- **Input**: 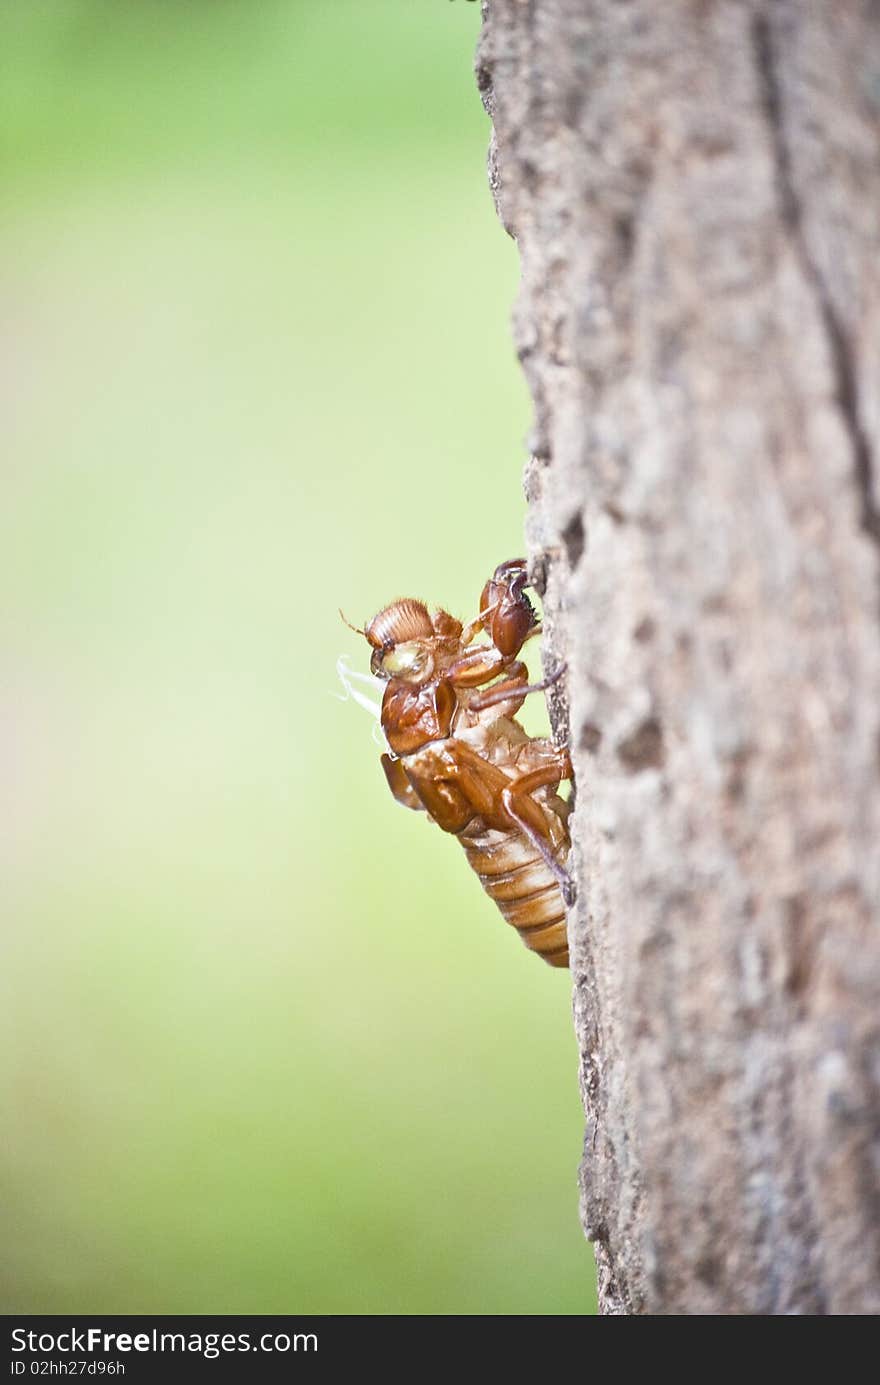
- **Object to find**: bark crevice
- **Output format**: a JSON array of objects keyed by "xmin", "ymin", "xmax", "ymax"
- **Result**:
[{"xmin": 752, "ymin": 10, "xmax": 880, "ymax": 572}]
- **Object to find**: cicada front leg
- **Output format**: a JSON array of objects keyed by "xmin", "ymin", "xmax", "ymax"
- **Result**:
[{"xmin": 380, "ymin": 753, "xmax": 425, "ymax": 812}]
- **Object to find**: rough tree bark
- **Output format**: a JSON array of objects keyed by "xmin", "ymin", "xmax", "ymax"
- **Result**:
[{"xmin": 476, "ymin": 0, "xmax": 880, "ymax": 1314}]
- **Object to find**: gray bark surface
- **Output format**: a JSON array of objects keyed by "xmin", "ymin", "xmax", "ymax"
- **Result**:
[{"xmin": 477, "ymin": 0, "xmax": 880, "ymax": 1314}]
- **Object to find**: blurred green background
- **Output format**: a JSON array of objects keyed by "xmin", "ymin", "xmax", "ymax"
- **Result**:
[{"xmin": 0, "ymin": 0, "xmax": 595, "ymax": 1315}]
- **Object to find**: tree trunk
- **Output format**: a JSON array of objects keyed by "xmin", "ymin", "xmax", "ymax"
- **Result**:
[{"xmin": 477, "ymin": 0, "xmax": 880, "ymax": 1315}]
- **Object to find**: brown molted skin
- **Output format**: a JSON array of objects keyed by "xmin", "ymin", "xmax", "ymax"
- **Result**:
[{"xmin": 362, "ymin": 560, "xmax": 572, "ymax": 967}]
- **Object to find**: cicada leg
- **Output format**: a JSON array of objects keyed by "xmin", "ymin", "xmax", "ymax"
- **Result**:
[
  {"xmin": 440, "ymin": 741, "xmax": 572, "ymax": 873},
  {"xmin": 445, "ymin": 644, "xmax": 508, "ymax": 688},
  {"xmin": 500, "ymin": 752, "xmax": 575, "ymax": 904},
  {"xmin": 468, "ymin": 662, "xmax": 566, "ymax": 714},
  {"xmin": 380, "ymin": 753, "xmax": 425, "ymax": 812}
]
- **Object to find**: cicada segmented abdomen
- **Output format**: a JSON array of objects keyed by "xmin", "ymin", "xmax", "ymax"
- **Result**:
[{"xmin": 460, "ymin": 823, "xmax": 570, "ymax": 967}]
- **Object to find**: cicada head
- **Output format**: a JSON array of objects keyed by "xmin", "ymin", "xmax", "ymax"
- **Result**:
[
  {"xmin": 364, "ymin": 599, "xmax": 433, "ymax": 650},
  {"xmin": 359, "ymin": 599, "xmax": 437, "ymax": 684},
  {"xmin": 344, "ymin": 596, "xmax": 465, "ymax": 689}
]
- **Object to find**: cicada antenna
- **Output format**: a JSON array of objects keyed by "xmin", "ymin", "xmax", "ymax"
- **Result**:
[{"xmin": 339, "ymin": 608, "xmax": 366, "ymax": 637}]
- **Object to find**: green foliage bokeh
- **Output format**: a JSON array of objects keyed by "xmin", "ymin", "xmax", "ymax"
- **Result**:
[{"xmin": 0, "ymin": 0, "xmax": 596, "ymax": 1315}]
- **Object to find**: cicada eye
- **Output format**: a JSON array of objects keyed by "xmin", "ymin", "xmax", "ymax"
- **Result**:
[
  {"xmin": 382, "ymin": 642, "xmax": 433, "ymax": 682},
  {"xmin": 370, "ymin": 648, "xmax": 387, "ymax": 678}
]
